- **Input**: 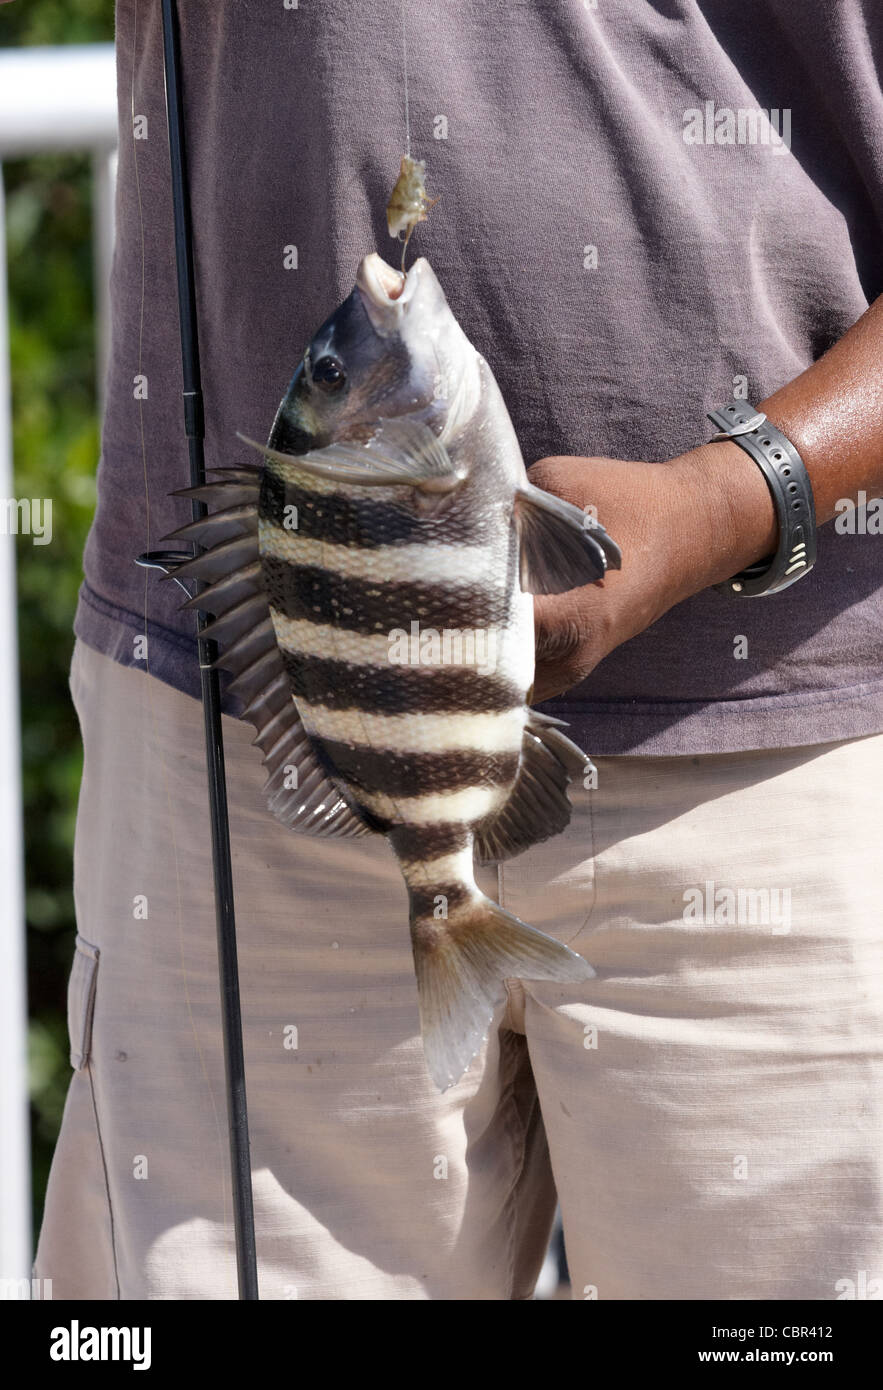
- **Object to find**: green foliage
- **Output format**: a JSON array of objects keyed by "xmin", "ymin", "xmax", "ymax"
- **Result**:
[
  {"xmin": 3, "ymin": 0, "xmax": 114, "ymax": 1237},
  {"xmin": 0, "ymin": 0, "xmax": 113, "ymax": 47}
]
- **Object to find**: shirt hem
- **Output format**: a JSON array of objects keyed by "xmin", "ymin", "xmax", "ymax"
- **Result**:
[
  {"xmin": 76, "ymin": 582, "xmax": 883, "ymax": 756},
  {"xmin": 74, "ymin": 582, "xmax": 240, "ymax": 714},
  {"xmin": 541, "ymin": 681, "xmax": 883, "ymax": 755}
]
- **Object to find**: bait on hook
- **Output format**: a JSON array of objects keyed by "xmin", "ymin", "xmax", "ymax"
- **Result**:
[{"xmin": 386, "ymin": 155, "xmax": 439, "ymax": 271}]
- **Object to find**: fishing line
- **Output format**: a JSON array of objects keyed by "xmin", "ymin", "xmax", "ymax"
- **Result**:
[{"xmin": 401, "ymin": 0, "xmax": 411, "ymax": 160}]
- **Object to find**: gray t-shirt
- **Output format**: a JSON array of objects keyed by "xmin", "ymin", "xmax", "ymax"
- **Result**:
[{"xmin": 76, "ymin": 0, "xmax": 883, "ymax": 755}]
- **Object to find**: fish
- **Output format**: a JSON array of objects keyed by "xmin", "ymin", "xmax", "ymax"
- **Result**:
[{"xmin": 162, "ymin": 252, "xmax": 621, "ymax": 1091}]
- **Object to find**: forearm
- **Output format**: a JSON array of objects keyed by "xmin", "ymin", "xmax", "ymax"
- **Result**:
[{"xmin": 678, "ymin": 293, "xmax": 883, "ymax": 596}]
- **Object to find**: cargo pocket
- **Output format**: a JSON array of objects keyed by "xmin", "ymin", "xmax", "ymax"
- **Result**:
[{"xmin": 67, "ymin": 934, "xmax": 100, "ymax": 1070}]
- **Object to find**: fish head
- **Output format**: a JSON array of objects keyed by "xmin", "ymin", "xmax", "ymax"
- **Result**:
[{"xmin": 269, "ymin": 254, "xmax": 482, "ymax": 453}]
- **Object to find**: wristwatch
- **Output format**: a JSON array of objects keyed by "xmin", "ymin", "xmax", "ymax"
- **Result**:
[{"xmin": 706, "ymin": 402, "xmax": 817, "ymax": 596}]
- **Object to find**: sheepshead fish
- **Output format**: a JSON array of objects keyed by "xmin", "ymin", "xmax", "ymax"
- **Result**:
[{"xmin": 164, "ymin": 253, "xmax": 620, "ymax": 1090}]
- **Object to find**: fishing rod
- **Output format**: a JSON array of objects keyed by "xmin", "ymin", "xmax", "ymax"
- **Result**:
[{"xmin": 138, "ymin": 0, "xmax": 260, "ymax": 1300}]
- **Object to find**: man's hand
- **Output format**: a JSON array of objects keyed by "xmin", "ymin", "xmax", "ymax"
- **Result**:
[
  {"xmin": 532, "ymin": 293, "xmax": 883, "ymax": 703},
  {"xmin": 530, "ymin": 445, "xmax": 777, "ymax": 702}
]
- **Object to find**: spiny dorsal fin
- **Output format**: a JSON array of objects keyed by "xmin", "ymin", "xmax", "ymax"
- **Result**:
[{"xmin": 159, "ymin": 466, "xmax": 374, "ymax": 840}]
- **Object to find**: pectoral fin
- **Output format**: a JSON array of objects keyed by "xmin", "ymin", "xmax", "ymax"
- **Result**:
[
  {"xmin": 515, "ymin": 483, "xmax": 621, "ymax": 594},
  {"xmin": 237, "ymin": 415, "xmax": 467, "ymax": 493}
]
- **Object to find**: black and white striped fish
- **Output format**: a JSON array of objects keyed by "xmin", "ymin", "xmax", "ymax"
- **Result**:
[{"xmin": 164, "ymin": 253, "xmax": 620, "ymax": 1090}]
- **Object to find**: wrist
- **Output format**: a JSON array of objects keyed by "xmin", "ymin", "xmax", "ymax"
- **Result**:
[{"xmin": 668, "ymin": 440, "xmax": 780, "ymax": 597}]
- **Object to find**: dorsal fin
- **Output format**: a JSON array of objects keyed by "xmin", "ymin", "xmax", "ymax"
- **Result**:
[{"xmin": 160, "ymin": 467, "xmax": 374, "ymax": 838}]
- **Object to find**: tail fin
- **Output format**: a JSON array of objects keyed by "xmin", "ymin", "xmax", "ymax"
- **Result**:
[{"xmin": 411, "ymin": 895, "xmax": 595, "ymax": 1091}]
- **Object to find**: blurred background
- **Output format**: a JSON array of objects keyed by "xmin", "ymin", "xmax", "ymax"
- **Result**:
[{"xmin": 1, "ymin": 0, "xmax": 114, "ymax": 1244}]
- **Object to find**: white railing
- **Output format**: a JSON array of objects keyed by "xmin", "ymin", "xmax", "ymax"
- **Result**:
[{"xmin": 0, "ymin": 42, "xmax": 117, "ymax": 1287}]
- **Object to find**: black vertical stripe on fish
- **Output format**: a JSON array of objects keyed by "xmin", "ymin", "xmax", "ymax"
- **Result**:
[
  {"xmin": 407, "ymin": 883, "xmax": 474, "ymax": 920},
  {"xmin": 388, "ymin": 822, "xmax": 474, "ymax": 864},
  {"xmin": 259, "ymin": 468, "xmax": 495, "ymax": 549},
  {"xmin": 309, "ymin": 738, "xmax": 520, "ymax": 797},
  {"xmin": 279, "ymin": 650, "xmax": 523, "ymax": 714},
  {"xmin": 260, "ymin": 556, "xmax": 507, "ymax": 633}
]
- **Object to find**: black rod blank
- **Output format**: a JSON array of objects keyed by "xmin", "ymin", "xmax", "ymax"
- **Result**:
[{"xmin": 160, "ymin": 0, "xmax": 259, "ymax": 1300}]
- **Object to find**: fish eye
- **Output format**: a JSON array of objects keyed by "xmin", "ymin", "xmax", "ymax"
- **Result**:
[{"xmin": 311, "ymin": 355, "xmax": 347, "ymax": 392}]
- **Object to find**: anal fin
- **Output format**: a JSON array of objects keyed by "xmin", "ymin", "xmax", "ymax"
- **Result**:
[{"xmin": 473, "ymin": 710, "xmax": 592, "ymax": 865}]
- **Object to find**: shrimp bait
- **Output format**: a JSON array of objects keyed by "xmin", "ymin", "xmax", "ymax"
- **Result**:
[{"xmin": 386, "ymin": 155, "xmax": 439, "ymax": 270}]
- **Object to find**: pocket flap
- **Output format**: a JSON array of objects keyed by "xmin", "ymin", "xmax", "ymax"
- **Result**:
[{"xmin": 67, "ymin": 934, "xmax": 100, "ymax": 1070}]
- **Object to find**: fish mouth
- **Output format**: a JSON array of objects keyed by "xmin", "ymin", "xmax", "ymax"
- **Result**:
[
  {"xmin": 356, "ymin": 252, "xmax": 425, "ymax": 332},
  {"xmin": 357, "ymin": 252, "xmax": 412, "ymax": 305}
]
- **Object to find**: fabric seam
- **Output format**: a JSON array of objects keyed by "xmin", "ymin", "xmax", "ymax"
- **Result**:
[
  {"xmin": 86, "ymin": 1062, "xmax": 121, "ymax": 1299},
  {"xmin": 564, "ymin": 787, "xmax": 599, "ymax": 951}
]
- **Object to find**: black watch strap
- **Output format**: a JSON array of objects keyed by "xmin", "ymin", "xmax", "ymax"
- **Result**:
[{"xmin": 707, "ymin": 402, "xmax": 817, "ymax": 597}]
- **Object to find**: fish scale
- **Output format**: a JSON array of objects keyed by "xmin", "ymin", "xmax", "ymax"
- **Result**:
[{"xmin": 163, "ymin": 251, "xmax": 620, "ymax": 1089}]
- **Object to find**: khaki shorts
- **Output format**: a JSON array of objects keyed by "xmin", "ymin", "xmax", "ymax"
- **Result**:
[{"xmin": 34, "ymin": 639, "xmax": 883, "ymax": 1299}]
